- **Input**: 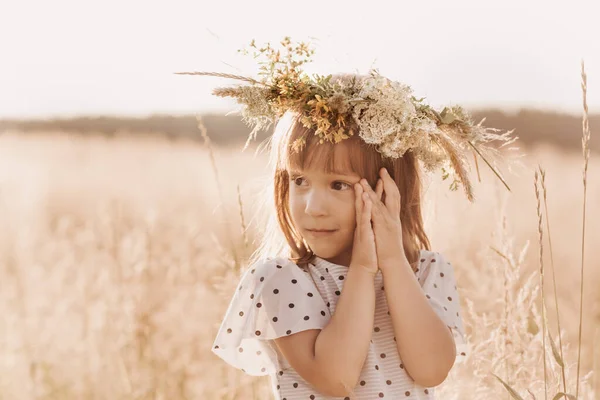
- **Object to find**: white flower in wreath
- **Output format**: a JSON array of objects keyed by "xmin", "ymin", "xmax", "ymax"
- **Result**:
[{"xmin": 351, "ymin": 74, "xmax": 440, "ymax": 158}]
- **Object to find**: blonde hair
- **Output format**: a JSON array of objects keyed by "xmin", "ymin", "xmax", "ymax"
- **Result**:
[{"xmin": 248, "ymin": 74, "xmax": 431, "ymax": 272}]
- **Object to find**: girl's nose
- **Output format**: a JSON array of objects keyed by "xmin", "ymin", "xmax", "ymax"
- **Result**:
[{"xmin": 304, "ymin": 190, "xmax": 328, "ymax": 216}]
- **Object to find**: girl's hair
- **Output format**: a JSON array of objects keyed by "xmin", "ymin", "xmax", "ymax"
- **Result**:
[{"xmin": 248, "ymin": 73, "xmax": 431, "ymax": 272}]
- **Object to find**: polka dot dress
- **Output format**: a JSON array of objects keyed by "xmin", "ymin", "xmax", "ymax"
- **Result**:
[{"xmin": 211, "ymin": 250, "xmax": 469, "ymax": 399}]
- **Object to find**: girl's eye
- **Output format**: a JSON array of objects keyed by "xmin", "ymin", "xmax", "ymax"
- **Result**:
[
  {"xmin": 290, "ymin": 176, "xmax": 350, "ymax": 191},
  {"xmin": 292, "ymin": 176, "xmax": 306, "ymax": 186},
  {"xmin": 332, "ymin": 181, "xmax": 351, "ymax": 191}
]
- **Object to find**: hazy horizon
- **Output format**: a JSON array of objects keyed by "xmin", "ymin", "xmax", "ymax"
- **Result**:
[{"xmin": 2, "ymin": 0, "xmax": 599, "ymax": 119}]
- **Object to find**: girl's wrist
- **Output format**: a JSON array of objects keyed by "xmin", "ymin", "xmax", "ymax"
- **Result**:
[
  {"xmin": 379, "ymin": 255, "xmax": 411, "ymax": 274},
  {"xmin": 348, "ymin": 264, "xmax": 378, "ymax": 279}
]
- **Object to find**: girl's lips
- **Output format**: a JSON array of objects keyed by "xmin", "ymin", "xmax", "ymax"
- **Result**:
[{"xmin": 306, "ymin": 229, "xmax": 337, "ymax": 236}]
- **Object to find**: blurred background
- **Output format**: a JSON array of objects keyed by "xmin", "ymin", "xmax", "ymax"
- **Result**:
[{"xmin": 0, "ymin": 0, "xmax": 599, "ymax": 399}]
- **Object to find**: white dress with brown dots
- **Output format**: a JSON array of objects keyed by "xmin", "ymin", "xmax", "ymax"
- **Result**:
[{"xmin": 212, "ymin": 249, "xmax": 469, "ymax": 399}]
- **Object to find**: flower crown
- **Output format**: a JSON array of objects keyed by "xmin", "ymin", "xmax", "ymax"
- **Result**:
[{"xmin": 176, "ymin": 36, "xmax": 519, "ymax": 202}]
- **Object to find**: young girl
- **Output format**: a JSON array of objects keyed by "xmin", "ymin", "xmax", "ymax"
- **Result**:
[{"xmin": 182, "ymin": 37, "xmax": 516, "ymax": 399}]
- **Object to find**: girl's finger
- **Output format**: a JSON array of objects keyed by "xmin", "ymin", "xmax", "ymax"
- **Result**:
[
  {"xmin": 362, "ymin": 179, "xmax": 385, "ymax": 221},
  {"xmin": 361, "ymin": 179, "xmax": 379, "ymax": 204},
  {"xmin": 355, "ymin": 183, "xmax": 363, "ymax": 226},
  {"xmin": 379, "ymin": 168, "xmax": 401, "ymax": 215},
  {"xmin": 375, "ymin": 178, "xmax": 384, "ymax": 201},
  {"xmin": 362, "ymin": 192, "xmax": 372, "ymax": 230}
]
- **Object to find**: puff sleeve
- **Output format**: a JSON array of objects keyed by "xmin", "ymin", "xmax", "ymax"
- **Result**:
[
  {"xmin": 419, "ymin": 252, "xmax": 469, "ymax": 362},
  {"xmin": 211, "ymin": 257, "xmax": 330, "ymax": 376}
]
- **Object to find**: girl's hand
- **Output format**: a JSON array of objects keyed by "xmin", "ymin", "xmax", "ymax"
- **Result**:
[
  {"xmin": 360, "ymin": 168, "xmax": 407, "ymax": 271},
  {"xmin": 349, "ymin": 182, "xmax": 379, "ymax": 276}
]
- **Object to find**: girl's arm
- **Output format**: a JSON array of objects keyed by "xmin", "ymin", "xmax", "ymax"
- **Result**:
[
  {"xmin": 381, "ymin": 257, "xmax": 456, "ymax": 387},
  {"xmin": 274, "ymin": 265, "xmax": 376, "ymax": 397}
]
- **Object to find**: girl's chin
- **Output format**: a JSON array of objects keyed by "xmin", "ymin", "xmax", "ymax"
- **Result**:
[{"xmin": 310, "ymin": 247, "xmax": 337, "ymax": 258}]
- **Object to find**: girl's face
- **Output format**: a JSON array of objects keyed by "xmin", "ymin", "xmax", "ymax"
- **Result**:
[{"xmin": 288, "ymin": 146, "xmax": 362, "ymax": 267}]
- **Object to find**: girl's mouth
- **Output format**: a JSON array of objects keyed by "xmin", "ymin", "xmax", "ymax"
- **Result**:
[{"xmin": 306, "ymin": 229, "xmax": 337, "ymax": 236}]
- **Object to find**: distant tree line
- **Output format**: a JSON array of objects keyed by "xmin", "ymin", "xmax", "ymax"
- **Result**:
[{"xmin": 0, "ymin": 108, "xmax": 597, "ymax": 152}]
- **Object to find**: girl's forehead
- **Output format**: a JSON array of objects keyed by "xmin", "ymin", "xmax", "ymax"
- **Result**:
[{"xmin": 288, "ymin": 140, "xmax": 356, "ymax": 175}]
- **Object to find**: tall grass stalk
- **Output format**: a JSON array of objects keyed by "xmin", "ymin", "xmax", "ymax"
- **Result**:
[
  {"xmin": 494, "ymin": 59, "xmax": 592, "ymax": 400},
  {"xmin": 236, "ymin": 183, "xmax": 250, "ymax": 275},
  {"xmin": 196, "ymin": 114, "xmax": 240, "ymax": 269},
  {"xmin": 534, "ymin": 171, "xmax": 548, "ymax": 400},
  {"xmin": 202, "ymin": 118, "xmax": 265, "ymax": 398},
  {"xmin": 538, "ymin": 167, "xmax": 568, "ymax": 399},
  {"xmin": 575, "ymin": 59, "xmax": 591, "ymax": 399}
]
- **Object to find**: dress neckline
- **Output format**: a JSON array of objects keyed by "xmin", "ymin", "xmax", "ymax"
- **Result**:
[
  {"xmin": 311, "ymin": 256, "xmax": 346, "ymax": 270},
  {"xmin": 311, "ymin": 249, "xmax": 425, "ymax": 271}
]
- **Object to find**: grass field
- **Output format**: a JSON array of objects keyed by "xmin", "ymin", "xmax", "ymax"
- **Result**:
[{"xmin": 0, "ymin": 126, "xmax": 597, "ymax": 399}]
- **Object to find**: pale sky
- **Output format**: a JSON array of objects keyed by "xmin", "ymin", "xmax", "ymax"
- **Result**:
[{"xmin": 1, "ymin": 0, "xmax": 599, "ymax": 119}]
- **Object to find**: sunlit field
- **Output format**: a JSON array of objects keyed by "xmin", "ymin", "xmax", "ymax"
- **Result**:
[{"xmin": 0, "ymin": 129, "xmax": 598, "ymax": 399}]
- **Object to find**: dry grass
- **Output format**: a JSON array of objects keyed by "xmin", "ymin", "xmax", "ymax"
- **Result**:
[
  {"xmin": 0, "ymin": 79, "xmax": 598, "ymax": 398},
  {"xmin": 0, "ymin": 129, "xmax": 597, "ymax": 399}
]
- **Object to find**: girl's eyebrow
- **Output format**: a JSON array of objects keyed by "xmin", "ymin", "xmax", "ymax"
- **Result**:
[
  {"xmin": 289, "ymin": 169, "xmax": 359, "ymax": 179},
  {"xmin": 332, "ymin": 171, "xmax": 360, "ymax": 179}
]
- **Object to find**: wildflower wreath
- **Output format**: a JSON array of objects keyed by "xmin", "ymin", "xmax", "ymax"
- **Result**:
[{"xmin": 176, "ymin": 36, "xmax": 519, "ymax": 202}]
